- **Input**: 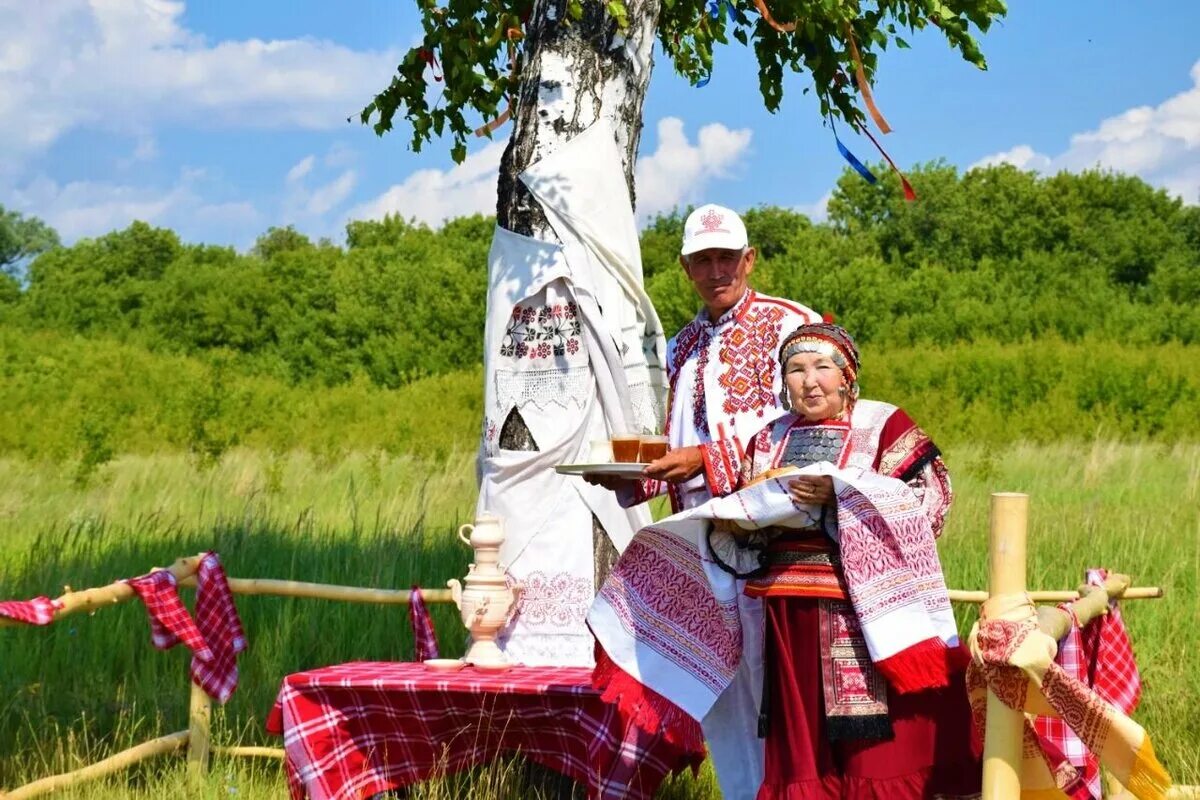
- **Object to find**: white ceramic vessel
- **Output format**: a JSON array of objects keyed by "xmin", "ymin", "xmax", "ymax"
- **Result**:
[{"xmin": 446, "ymin": 512, "xmax": 522, "ymax": 669}]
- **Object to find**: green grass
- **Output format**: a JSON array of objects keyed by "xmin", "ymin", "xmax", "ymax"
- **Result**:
[{"xmin": 1, "ymin": 442, "xmax": 1197, "ymax": 796}]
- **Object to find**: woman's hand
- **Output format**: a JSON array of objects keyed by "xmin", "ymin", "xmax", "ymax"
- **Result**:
[
  {"xmin": 643, "ymin": 445, "xmax": 705, "ymax": 483},
  {"xmin": 788, "ymin": 475, "xmax": 835, "ymax": 507}
]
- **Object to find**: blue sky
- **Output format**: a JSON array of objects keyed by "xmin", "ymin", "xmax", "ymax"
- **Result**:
[{"xmin": 3, "ymin": 1, "xmax": 1198, "ymax": 247}]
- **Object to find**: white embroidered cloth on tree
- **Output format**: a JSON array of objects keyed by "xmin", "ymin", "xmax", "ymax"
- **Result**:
[
  {"xmin": 588, "ymin": 463, "xmax": 959, "ymax": 725},
  {"xmin": 477, "ymin": 121, "xmax": 665, "ymax": 666}
]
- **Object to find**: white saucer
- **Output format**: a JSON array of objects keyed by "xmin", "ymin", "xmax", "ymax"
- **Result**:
[
  {"xmin": 555, "ymin": 463, "xmax": 648, "ymax": 477},
  {"xmin": 423, "ymin": 658, "xmax": 466, "ymax": 672},
  {"xmin": 469, "ymin": 661, "xmax": 514, "ymax": 672}
]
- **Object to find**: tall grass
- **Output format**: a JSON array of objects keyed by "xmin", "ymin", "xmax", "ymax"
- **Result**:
[{"xmin": 1, "ymin": 442, "xmax": 1197, "ymax": 795}]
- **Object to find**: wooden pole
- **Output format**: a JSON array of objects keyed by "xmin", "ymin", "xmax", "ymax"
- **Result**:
[
  {"xmin": 187, "ymin": 683, "xmax": 211, "ymax": 777},
  {"xmin": 947, "ymin": 586, "xmax": 1162, "ymax": 604},
  {"xmin": 178, "ymin": 576, "xmax": 454, "ymax": 605},
  {"xmin": 982, "ymin": 492, "xmax": 1028, "ymax": 800},
  {"xmin": 212, "ymin": 746, "xmax": 285, "ymax": 760},
  {"xmin": 0, "ymin": 555, "xmax": 204, "ymax": 629},
  {"xmin": 2, "ymin": 731, "xmax": 188, "ymax": 799}
]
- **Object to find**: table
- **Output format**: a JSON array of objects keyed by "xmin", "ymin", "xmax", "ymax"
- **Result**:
[{"xmin": 265, "ymin": 662, "xmax": 705, "ymax": 800}]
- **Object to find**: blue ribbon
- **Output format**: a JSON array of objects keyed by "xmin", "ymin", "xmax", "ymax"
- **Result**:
[{"xmin": 832, "ymin": 121, "xmax": 877, "ymax": 184}]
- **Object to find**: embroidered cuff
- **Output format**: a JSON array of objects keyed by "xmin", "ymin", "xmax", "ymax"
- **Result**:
[{"xmin": 616, "ymin": 478, "xmax": 664, "ymax": 508}]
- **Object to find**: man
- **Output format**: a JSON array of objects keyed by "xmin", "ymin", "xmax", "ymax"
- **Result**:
[{"xmin": 588, "ymin": 203, "xmax": 817, "ymax": 800}]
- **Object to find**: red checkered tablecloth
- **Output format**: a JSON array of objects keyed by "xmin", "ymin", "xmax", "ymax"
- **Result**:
[{"xmin": 265, "ymin": 662, "xmax": 704, "ymax": 800}]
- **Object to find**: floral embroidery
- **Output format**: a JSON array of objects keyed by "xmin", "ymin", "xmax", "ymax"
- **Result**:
[
  {"xmin": 515, "ymin": 571, "xmax": 591, "ymax": 627},
  {"xmin": 499, "ymin": 302, "xmax": 582, "ymax": 362},
  {"xmin": 484, "ymin": 416, "xmax": 498, "ymax": 443}
]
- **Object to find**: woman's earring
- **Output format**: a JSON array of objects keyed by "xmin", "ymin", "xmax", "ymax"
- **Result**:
[
  {"xmin": 779, "ymin": 387, "xmax": 791, "ymax": 410},
  {"xmin": 837, "ymin": 385, "xmax": 848, "ymax": 397}
]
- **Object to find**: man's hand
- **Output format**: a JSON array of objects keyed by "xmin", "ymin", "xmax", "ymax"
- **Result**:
[
  {"xmin": 788, "ymin": 475, "xmax": 835, "ymax": 506},
  {"xmin": 644, "ymin": 445, "xmax": 705, "ymax": 483}
]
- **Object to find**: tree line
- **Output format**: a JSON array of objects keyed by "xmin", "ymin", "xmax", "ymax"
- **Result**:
[{"xmin": 3, "ymin": 161, "xmax": 1198, "ymax": 392}]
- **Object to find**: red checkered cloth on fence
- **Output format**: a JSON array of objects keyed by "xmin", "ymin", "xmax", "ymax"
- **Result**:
[
  {"xmin": 0, "ymin": 596, "xmax": 61, "ymax": 625},
  {"xmin": 1033, "ymin": 568, "xmax": 1143, "ymax": 800},
  {"xmin": 125, "ymin": 553, "xmax": 246, "ymax": 703},
  {"xmin": 189, "ymin": 553, "xmax": 247, "ymax": 704},
  {"xmin": 265, "ymin": 662, "xmax": 705, "ymax": 800},
  {"xmin": 409, "ymin": 587, "xmax": 439, "ymax": 661},
  {"xmin": 126, "ymin": 568, "xmax": 213, "ymax": 659}
]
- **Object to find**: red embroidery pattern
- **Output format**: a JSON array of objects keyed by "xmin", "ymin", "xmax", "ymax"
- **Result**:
[
  {"xmin": 717, "ymin": 304, "xmax": 786, "ymax": 420},
  {"xmin": 601, "ymin": 528, "xmax": 741, "ymax": 693},
  {"xmin": 1042, "ymin": 663, "xmax": 1113, "ymax": 755},
  {"xmin": 692, "ymin": 327, "xmax": 713, "ymax": 432},
  {"xmin": 500, "ymin": 302, "xmax": 581, "ymax": 361}
]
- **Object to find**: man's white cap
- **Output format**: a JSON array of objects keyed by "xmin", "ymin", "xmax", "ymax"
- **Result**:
[{"xmin": 680, "ymin": 203, "xmax": 748, "ymax": 256}]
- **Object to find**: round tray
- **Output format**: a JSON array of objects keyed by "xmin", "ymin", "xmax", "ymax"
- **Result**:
[{"xmin": 555, "ymin": 463, "xmax": 648, "ymax": 477}]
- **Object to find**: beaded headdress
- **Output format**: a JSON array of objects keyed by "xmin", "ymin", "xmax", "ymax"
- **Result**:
[{"xmin": 777, "ymin": 322, "xmax": 861, "ymax": 411}]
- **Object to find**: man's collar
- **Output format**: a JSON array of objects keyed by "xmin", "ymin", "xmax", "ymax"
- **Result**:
[{"xmin": 701, "ymin": 289, "xmax": 755, "ymax": 327}]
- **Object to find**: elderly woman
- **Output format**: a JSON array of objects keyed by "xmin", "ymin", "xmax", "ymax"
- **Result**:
[{"xmin": 714, "ymin": 322, "xmax": 978, "ymax": 799}]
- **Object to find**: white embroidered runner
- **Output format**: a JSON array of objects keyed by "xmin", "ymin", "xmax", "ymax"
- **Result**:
[{"xmin": 477, "ymin": 121, "xmax": 665, "ymax": 666}]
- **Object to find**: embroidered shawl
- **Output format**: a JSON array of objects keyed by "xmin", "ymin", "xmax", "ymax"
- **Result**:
[{"xmin": 589, "ymin": 458, "xmax": 959, "ymax": 735}]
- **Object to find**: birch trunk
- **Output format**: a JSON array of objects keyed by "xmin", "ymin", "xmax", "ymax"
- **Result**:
[{"xmin": 495, "ymin": 0, "xmax": 660, "ymax": 588}]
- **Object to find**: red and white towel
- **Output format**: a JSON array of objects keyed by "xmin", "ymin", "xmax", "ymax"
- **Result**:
[
  {"xmin": 0, "ymin": 596, "xmax": 61, "ymax": 626},
  {"xmin": 189, "ymin": 554, "xmax": 247, "ymax": 703},
  {"xmin": 126, "ymin": 553, "xmax": 246, "ymax": 703},
  {"xmin": 409, "ymin": 587, "xmax": 439, "ymax": 661}
]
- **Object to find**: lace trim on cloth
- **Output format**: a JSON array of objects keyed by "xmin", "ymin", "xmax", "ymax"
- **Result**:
[
  {"xmin": 628, "ymin": 379, "xmax": 665, "ymax": 434},
  {"xmin": 494, "ymin": 366, "xmax": 594, "ymax": 412},
  {"xmin": 498, "ymin": 631, "xmax": 595, "ymax": 667}
]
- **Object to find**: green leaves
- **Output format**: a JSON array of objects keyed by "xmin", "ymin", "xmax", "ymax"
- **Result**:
[{"xmin": 360, "ymin": 0, "xmax": 1006, "ymax": 162}]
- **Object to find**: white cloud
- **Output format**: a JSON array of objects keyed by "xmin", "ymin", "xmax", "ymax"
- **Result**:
[
  {"xmin": 283, "ymin": 148, "xmax": 359, "ymax": 220},
  {"xmin": 0, "ymin": 1, "xmax": 397, "ymax": 168},
  {"xmin": 969, "ymin": 59, "xmax": 1200, "ymax": 203},
  {"xmin": 304, "ymin": 170, "xmax": 358, "ymax": 216},
  {"xmin": 969, "ymin": 145, "xmax": 1053, "ymax": 173},
  {"xmin": 286, "ymin": 156, "xmax": 317, "ymax": 184},
  {"xmin": 10, "ymin": 171, "xmax": 262, "ymax": 243},
  {"xmin": 795, "ymin": 191, "xmax": 832, "ymax": 223},
  {"xmin": 346, "ymin": 141, "xmax": 505, "ymax": 227},
  {"xmin": 347, "ymin": 117, "xmax": 754, "ymax": 229},
  {"xmin": 634, "ymin": 118, "xmax": 753, "ymax": 219}
]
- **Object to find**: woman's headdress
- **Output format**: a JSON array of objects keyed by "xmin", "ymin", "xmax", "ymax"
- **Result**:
[{"xmin": 777, "ymin": 322, "xmax": 861, "ymax": 412}]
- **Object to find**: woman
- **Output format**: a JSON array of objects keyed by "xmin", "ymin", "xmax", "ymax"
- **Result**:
[{"xmin": 721, "ymin": 322, "xmax": 979, "ymax": 799}]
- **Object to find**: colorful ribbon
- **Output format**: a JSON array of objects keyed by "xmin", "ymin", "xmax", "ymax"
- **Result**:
[
  {"xmin": 417, "ymin": 48, "xmax": 443, "ymax": 82},
  {"xmin": 474, "ymin": 27, "xmax": 521, "ymax": 137},
  {"xmin": 857, "ymin": 123, "xmax": 916, "ymax": 201},
  {"xmin": 843, "ymin": 24, "xmax": 891, "ymax": 134},
  {"xmin": 752, "ymin": 0, "xmax": 796, "ymax": 32},
  {"xmin": 831, "ymin": 120, "xmax": 877, "ymax": 185}
]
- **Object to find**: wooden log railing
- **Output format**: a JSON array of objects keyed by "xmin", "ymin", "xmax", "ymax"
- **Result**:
[{"xmin": 0, "ymin": 537, "xmax": 1181, "ymax": 800}]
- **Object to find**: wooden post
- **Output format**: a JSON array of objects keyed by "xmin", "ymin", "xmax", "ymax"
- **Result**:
[
  {"xmin": 187, "ymin": 683, "xmax": 211, "ymax": 777},
  {"xmin": 982, "ymin": 492, "xmax": 1028, "ymax": 800}
]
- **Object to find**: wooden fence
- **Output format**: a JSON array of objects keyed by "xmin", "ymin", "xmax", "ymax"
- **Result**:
[{"xmin": 1, "ymin": 497, "xmax": 1189, "ymax": 800}]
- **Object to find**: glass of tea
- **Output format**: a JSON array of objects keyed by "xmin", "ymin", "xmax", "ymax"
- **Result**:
[
  {"xmin": 638, "ymin": 435, "xmax": 668, "ymax": 462},
  {"xmin": 610, "ymin": 433, "xmax": 642, "ymax": 463}
]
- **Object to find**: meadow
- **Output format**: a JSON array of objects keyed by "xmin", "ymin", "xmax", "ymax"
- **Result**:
[{"xmin": 1, "ymin": 439, "xmax": 1197, "ymax": 797}]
